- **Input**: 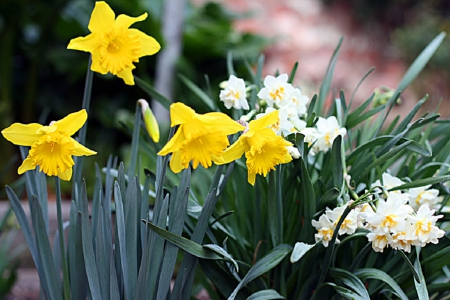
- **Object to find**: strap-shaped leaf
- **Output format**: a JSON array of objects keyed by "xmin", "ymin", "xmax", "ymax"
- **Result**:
[
  {"xmin": 389, "ymin": 175, "xmax": 450, "ymax": 191},
  {"xmin": 414, "ymin": 248, "xmax": 429, "ymax": 300},
  {"xmin": 354, "ymin": 268, "xmax": 408, "ymax": 300},
  {"xmin": 329, "ymin": 268, "xmax": 370, "ymax": 299},
  {"xmin": 246, "ymin": 290, "xmax": 284, "ymax": 300},
  {"xmin": 324, "ymin": 283, "xmax": 367, "ymax": 300},
  {"xmin": 228, "ymin": 244, "xmax": 292, "ymax": 300}
]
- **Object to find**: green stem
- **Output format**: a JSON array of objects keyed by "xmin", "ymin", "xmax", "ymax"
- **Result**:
[
  {"xmin": 72, "ymin": 56, "xmax": 93, "ymax": 197},
  {"xmin": 55, "ymin": 177, "xmax": 71, "ymax": 300}
]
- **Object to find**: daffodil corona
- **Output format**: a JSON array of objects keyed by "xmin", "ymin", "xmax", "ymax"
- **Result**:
[
  {"xmin": 158, "ymin": 103, "xmax": 245, "ymax": 173},
  {"xmin": 1, "ymin": 110, "xmax": 96, "ymax": 180},
  {"xmin": 67, "ymin": 1, "xmax": 160, "ymax": 85},
  {"xmin": 219, "ymin": 110, "xmax": 293, "ymax": 185}
]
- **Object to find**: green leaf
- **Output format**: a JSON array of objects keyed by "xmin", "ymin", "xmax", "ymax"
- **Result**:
[
  {"xmin": 347, "ymin": 136, "xmax": 431, "ymax": 164},
  {"xmin": 354, "ymin": 268, "xmax": 408, "ymax": 300},
  {"xmin": 135, "ymin": 77, "xmax": 171, "ymax": 110},
  {"xmin": 246, "ymin": 290, "xmax": 284, "ymax": 300},
  {"xmin": 346, "ymin": 105, "xmax": 385, "ymax": 130},
  {"xmin": 329, "ymin": 268, "xmax": 370, "ymax": 299},
  {"xmin": 331, "ymin": 135, "xmax": 343, "ymax": 190},
  {"xmin": 359, "ymin": 141, "xmax": 413, "ymax": 177},
  {"xmin": 228, "ymin": 244, "xmax": 292, "ymax": 299},
  {"xmin": 414, "ymin": 248, "xmax": 429, "ymax": 300},
  {"xmin": 390, "ymin": 96, "xmax": 427, "ymax": 135},
  {"xmin": 145, "ymin": 221, "xmax": 227, "ymax": 260},
  {"xmin": 389, "ymin": 175, "xmax": 450, "ymax": 191},
  {"xmin": 316, "ymin": 37, "xmax": 343, "ymax": 115},
  {"xmin": 395, "ymin": 32, "xmax": 446, "ymax": 98},
  {"xmin": 179, "ymin": 73, "xmax": 216, "ymax": 111},
  {"xmin": 324, "ymin": 283, "xmax": 366, "ymax": 300},
  {"xmin": 203, "ymin": 244, "xmax": 239, "ymax": 272}
]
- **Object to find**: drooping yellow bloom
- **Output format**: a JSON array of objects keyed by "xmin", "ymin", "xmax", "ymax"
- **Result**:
[
  {"xmin": 138, "ymin": 99, "xmax": 159, "ymax": 143},
  {"xmin": 67, "ymin": 1, "xmax": 160, "ymax": 85},
  {"xmin": 1, "ymin": 110, "xmax": 97, "ymax": 181},
  {"xmin": 218, "ymin": 110, "xmax": 293, "ymax": 185},
  {"xmin": 158, "ymin": 103, "xmax": 245, "ymax": 173}
]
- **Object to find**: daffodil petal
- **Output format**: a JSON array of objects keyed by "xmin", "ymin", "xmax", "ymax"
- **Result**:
[
  {"xmin": 72, "ymin": 139, "xmax": 97, "ymax": 156},
  {"xmin": 88, "ymin": 1, "xmax": 115, "ymax": 33},
  {"xmin": 199, "ymin": 112, "xmax": 245, "ymax": 134},
  {"xmin": 67, "ymin": 34, "xmax": 99, "ymax": 53},
  {"xmin": 158, "ymin": 129, "xmax": 185, "ymax": 156},
  {"xmin": 90, "ymin": 52, "xmax": 108, "ymax": 74},
  {"xmin": 114, "ymin": 13, "xmax": 147, "ymax": 30},
  {"xmin": 117, "ymin": 67, "xmax": 135, "ymax": 85},
  {"xmin": 217, "ymin": 139, "xmax": 246, "ymax": 165},
  {"xmin": 169, "ymin": 151, "xmax": 184, "ymax": 173},
  {"xmin": 250, "ymin": 110, "xmax": 279, "ymax": 131},
  {"xmin": 18, "ymin": 157, "xmax": 36, "ymax": 174},
  {"xmin": 54, "ymin": 109, "xmax": 87, "ymax": 136},
  {"xmin": 248, "ymin": 171, "xmax": 256, "ymax": 186},
  {"xmin": 58, "ymin": 168, "xmax": 73, "ymax": 181},
  {"xmin": 130, "ymin": 29, "xmax": 161, "ymax": 56},
  {"xmin": 2, "ymin": 123, "xmax": 42, "ymax": 146},
  {"xmin": 169, "ymin": 103, "xmax": 196, "ymax": 126}
]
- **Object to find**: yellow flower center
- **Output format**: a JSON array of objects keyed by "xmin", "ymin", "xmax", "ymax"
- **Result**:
[
  {"xmin": 246, "ymin": 138, "xmax": 290, "ymax": 177},
  {"xmin": 98, "ymin": 28, "xmax": 141, "ymax": 75},
  {"xmin": 270, "ymin": 87, "xmax": 285, "ymax": 101},
  {"xmin": 318, "ymin": 228, "xmax": 334, "ymax": 241},
  {"xmin": 179, "ymin": 133, "xmax": 229, "ymax": 170},
  {"xmin": 415, "ymin": 221, "xmax": 431, "ymax": 236},
  {"xmin": 381, "ymin": 215, "xmax": 397, "ymax": 229},
  {"xmin": 29, "ymin": 132, "xmax": 75, "ymax": 176}
]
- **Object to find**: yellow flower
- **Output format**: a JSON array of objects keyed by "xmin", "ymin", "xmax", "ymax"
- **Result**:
[
  {"xmin": 158, "ymin": 103, "xmax": 245, "ymax": 173},
  {"xmin": 1, "ymin": 110, "xmax": 97, "ymax": 181},
  {"xmin": 138, "ymin": 99, "xmax": 159, "ymax": 143},
  {"xmin": 219, "ymin": 110, "xmax": 293, "ymax": 185},
  {"xmin": 67, "ymin": 1, "xmax": 160, "ymax": 85}
]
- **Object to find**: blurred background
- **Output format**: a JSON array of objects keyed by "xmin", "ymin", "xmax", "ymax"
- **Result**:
[{"xmin": 1, "ymin": 0, "xmax": 450, "ymax": 298}]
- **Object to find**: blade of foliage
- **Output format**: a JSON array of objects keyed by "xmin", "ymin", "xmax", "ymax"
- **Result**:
[
  {"xmin": 346, "ymin": 105, "xmax": 385, "ymax": 130},
  {"xmin": 127, "ymin": 104, "xmax": 141, "ymax": 179},
  {"xmin": 395, "ymin": 32, "xmax": 446, "ymax": 99},
  {"xmin": 359, "ymin": 141, "xmax": 412, "ymax": 177},
  {"xmin": 316, "ymin": 37, "xmax": 343, "ymax": 115},
  {"xmin": 347, "ymin": 136, "xmax": 431, "ymax": 164},
  {"xmin": 414, "ymin": 248, "xmax": 429, "ymax": 300},
  {"xmin": 179, "ymin": 73, "xmax": 216, "ymax": 111},
  {"xmin": 249, "ymin": 54, "xmax": 265, "ymax": 108},
  {"xmin": 228, "ymin": 244, "xmax": 292, "ymax": 300},
  {"xmin": 349, "ymin": 67, "xmax": 375, "ymax": 110},
  {"xmin": 389, "ymin": 175, "xmax": 450, "ymax": 191},
  {"xmin": 288, "ymin": 62, "xmax": 298, "ymax": 83},
  {"xmin": 31, "ymin": 196, "xmax": 61, "ymax": 300},
  {"xmin": 247, "ymin": 290, "xmax": 284, "ymax": 300},
  {"xmin": 354, "ymin": 268, "xmax": 408, "ymax": 300},
  {"xmin": 324, "ymin": 283, "xmax": 366, "ymax": 300},
  {"xmin": 268, "ymin": 171, "xmax": 282, "ymax": 247},
  {"xmin": 331, "ymin": 135, "xmax": 343, "ymax": 191},
  {"xmin": 298, "ymin": 158, "xmax": 316, "ymax": 242},
  {"xmin": 329, "ymin": 268, "xmax": 370, "ymax": 299},
  {"xmin": 145, "ymin": 221, "xmax": 227, "ymax": 260},
  {"xmin": 390, "ymin": 96, "xmax": 427, "ymax": 135},
  {"xmin": 135, "ymin": 77, "xmax": 171, "ymax": 110}
]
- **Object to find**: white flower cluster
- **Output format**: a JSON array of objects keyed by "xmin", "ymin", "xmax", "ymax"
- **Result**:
[
  {"xmin": 301, "ymin": 116, "xmax": 347, "ymax": 155},
  {"xmin": 312, "ymin": 172, "xmax": 446, "ymax": 253},
  {"xmin": 256, "ymin": 74, "xmax": 309, "ymax": 137},
  {"xmin": 219, "ymin": 75, "xmax": 250, "ymax": 110}
]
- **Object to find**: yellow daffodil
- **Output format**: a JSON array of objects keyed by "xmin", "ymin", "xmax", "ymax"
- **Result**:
[
  {"xmin": 138, "ymin": 99, "xmax": 159, "ymax": 143},
  {"xmin": 67, "ymin": 1, "xmax": 160, "ymax": 85},
  {"xmin": 219, "ymin": 110, "xmax": 293, "ymax": 185},
  {"xmin": 158, "ymin": 103, "xmax": 245, "ymax": 173},
  {"xmin": 1, "ymin": 110, "xmax": 96, "ymax": 181}
]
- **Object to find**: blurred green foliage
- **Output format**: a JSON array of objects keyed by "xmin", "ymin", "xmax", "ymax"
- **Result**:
[{"xmin": 0, "ymin": 0, "xmax": 268, "ymax": 190}]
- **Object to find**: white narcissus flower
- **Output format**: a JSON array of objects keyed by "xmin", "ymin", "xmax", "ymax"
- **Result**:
[
  {"xmin": 364, "ymin": 192, "xmax": 413, "ymax": 234},
  {"xmin": 367, "ymin": 229, "xmax": 391, "ymax": 253},
  {"xmin": 311, "ymin": 214, "xmax": 339, "ymax": 247},
  {"xmin": 314, "ymin": 116, "xmax": 347, "ymax": 152},
  {"xmin": 325, "ymin": 205, "xmax": 359, "ymax": 235},
  {"xmin": 257, "ymin": 74, "xmax": 293, "ymax": 107},
  {"xmin": 389, "ymin": 222, "xmax": 416, "ymax": 253},
  {"xmin": 219, "ymin": 75, "xmax": 249, "ymax": 110},
  {"xmin": 408, "ymin": 185, "xmax": 440, "ymax": 211},
  {"xmin": 283, "ymin": 87, "xmax": 309, "ymax": 116},
  {"xmin": 371, "ymin": 172, "xmax": 405, "ymax": 194},
  {"xmin": 408, "ymin": 205, "xmax": 445, "ymax": 246},
  {"xmin": 300, "ymin": 127, "xmax": 318, "ymax": 155}
]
